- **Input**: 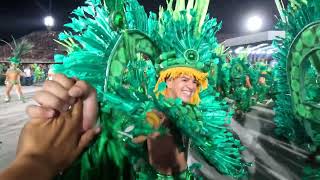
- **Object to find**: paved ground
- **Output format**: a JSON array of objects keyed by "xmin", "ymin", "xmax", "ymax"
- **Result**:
[
  {"xmin": 189, "ymin": 105, "xmax": 309, "ymax": 180},
  {"xmin": 0, "ymin": 85, "xmax": 41, "ymax": 170},
  {"xmin": 0, "ymin": 85, "xmax": 310, "ymax": 179}
]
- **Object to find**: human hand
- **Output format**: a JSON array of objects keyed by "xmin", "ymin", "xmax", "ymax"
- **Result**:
[
  {"xmin": 26, "ymin": 74, "xmax": 98, "ymax": 131},
  {"xmin": 259, "ymin": 76, "xmax": 266, "ymax": 84},
  {"xmin": 147, "ymin": 134, "xmax": 187, "ymax": 175},
  {"xmin": 17, "ymin": 100, "xmax": 100, "ymax": 176},
  {"xmin": 132, "ymin": 110, "xmax": 166, "ymax": 144},
  {"xmin": 133, "ymin": 110, "xmax": 187, "ymax": 175}
]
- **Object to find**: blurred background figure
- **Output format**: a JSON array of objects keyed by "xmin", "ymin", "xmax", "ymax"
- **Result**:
[
  {"xmin": 23, "ymin": 65, "xmax": 32, "ymax": 86},
  {"xmin": 0, "ymin": 63, "xmax": 6, "ymax": 85},
  {"xmin": 47, "ymin": 64, "xmax": 54, "ymax": 80},
  {"xmin": 31, "ymin": 64, "xmax": 44, "ymax": 84}
]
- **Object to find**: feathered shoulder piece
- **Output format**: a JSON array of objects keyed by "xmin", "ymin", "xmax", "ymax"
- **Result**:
[{"xmin": 274, "ymin": 0, "xmax": 320, "ymax": 178}]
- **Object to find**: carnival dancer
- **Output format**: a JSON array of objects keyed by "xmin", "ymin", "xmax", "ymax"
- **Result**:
[
  {"xmin": 4, "ymin": 62, "xmax": 24, "ymax": 102},
  {"xmin": 27, "ymin": 0, "xmax": 249, "ymax": 179},
  {"xmin": 2, "ymin": 39, "xmax": 33, "ymax": 103}
]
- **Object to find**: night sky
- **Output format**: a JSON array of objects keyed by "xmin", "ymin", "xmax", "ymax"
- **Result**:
[{"xmin": 0, "ymin": 0, "xmax": 288, "ymax": 41}]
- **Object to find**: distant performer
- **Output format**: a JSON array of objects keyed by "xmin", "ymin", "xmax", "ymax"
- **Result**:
[
  {"xmin": 4, "ymin": 63, "xmax": 25, "ymax": 102},
  {"xmin": 2, "ymin": 38, "xmax": 33, "ymax": 103}
]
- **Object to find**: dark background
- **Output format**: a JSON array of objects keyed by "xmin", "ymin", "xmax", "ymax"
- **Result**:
[{"xmin": 0, "ymin": 0, "xmax": 288, "ymax": 41}]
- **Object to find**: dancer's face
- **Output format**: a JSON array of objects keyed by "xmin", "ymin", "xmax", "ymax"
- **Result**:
[{"xmin": 166, "ymin": 75, "xmax": 198, "ymax": 103}]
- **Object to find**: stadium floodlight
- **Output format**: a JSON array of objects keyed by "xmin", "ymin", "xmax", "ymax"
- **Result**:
[
  {"xmin": 247, "ymin": 16, "xmax": 263, "ymax": 32},
  {"xmin": 44, "ymin": 15, "xmax": 55, "ymax": 29}
]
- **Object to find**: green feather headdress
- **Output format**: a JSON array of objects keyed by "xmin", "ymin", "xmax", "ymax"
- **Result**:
[
  {"xmin": 153, "ymin": 0, "xmax": 222, "ymax": 104},
  {"xmin": 154, "ymin": 0, "xmax": 221, "ymax": 72},
  {"xmin": 1, "ymin": 38, "xmax": 33, "ymax": 64}
]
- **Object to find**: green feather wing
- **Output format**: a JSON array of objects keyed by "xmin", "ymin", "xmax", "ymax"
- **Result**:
[{"xmin": 53, "ymin": 0, "xmax": 161, "ymax": 179}]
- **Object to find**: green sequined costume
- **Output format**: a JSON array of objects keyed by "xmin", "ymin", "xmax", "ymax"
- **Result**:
[
  {"xmin": 53, "ymin": 0, "xmax": 250, "ymax": 179},
  {"xmin": 274, "ymin": 0, "xmax": 320, "ymax": 178}
]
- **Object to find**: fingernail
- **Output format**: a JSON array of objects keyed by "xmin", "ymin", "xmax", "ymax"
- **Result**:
[
  {"xmin": 63, "ymin": 104, "xmax": 70, "ymax": 111},
  {"xmin": 71, "ymin": 77, "xmax": 78, "ymax": 82},
  {"xmin": 47, "ymin": 109, "xmax": 55, "ymax": 118},
  {"xmin": 69, "ymin": 97, "xmax": 76, "ymax": 105}
]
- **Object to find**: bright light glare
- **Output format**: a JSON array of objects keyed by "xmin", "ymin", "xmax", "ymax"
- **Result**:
[
  {"xmin": 267, "ymin": 49, "xmax": 275, "ymax": 54},
  {"xmin": 247, "ymin": 16, "xmax": 262, "ymax": 32},
  {"xmin": 235, "ymin": 47, "xmax": 244, "ymax": 54},
  {"xmin": 44, "ymin": 16, "xmax": 55, "ymax": 27}
]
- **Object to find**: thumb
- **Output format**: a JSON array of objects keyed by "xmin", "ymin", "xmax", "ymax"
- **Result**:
[{"xmin": 76, "ymin": 127, "xmax": 100, "ymax": 154}]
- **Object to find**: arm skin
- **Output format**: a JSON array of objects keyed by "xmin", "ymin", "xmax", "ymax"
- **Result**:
[{"xmin": 0, "ymin": 155, "xmax": 55, "ymax": 180}]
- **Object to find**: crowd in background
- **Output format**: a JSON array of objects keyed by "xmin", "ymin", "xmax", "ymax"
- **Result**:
[{"xmin": 0, "ymin": 63, "xmax": 51, "ymax": 86}]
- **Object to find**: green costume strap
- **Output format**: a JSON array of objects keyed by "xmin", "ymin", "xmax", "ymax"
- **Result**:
[
  {"xmin": 174, "ymin": 169, "xmax": 196, "ymax": 180},
  {"xmin": 5, "ymin": 80, "xmax": 20, "ymax": 85},
  {"xmin": 156, "ymin": 173, "xmax": 175, "ymax": 180}
]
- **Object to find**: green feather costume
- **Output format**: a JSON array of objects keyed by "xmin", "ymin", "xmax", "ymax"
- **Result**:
[
  {"xmin": 32, "ymin": 64, "xmax": 44, "ymax": 82},
  {"xmin": 273, "ymin": 0, "xmax": 320, "ymax": 178},
  {"xmin": 229, "ymin": 55, "xmax": 253, "ymax": 112},
  {"xmin": 53, "ymin": 0, "xmax": 249, "ymax": 179}
]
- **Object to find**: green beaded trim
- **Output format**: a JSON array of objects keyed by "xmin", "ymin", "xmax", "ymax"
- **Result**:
[
  {"xmin": 174, "ymin": 169, "xmax": 196, "ymax": 180},
  {"xmin": 156, "ymin": 173, "xmax": 175, "ymax": 180},
  {"xmin": 156, "ymin": 169, "xmax": 196, "ymax": 180}
]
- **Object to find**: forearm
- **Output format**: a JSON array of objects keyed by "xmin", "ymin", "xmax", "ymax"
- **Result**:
[{"xmin": 0, "ymin": 155, "xmax": 55, "ymax": 180}]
